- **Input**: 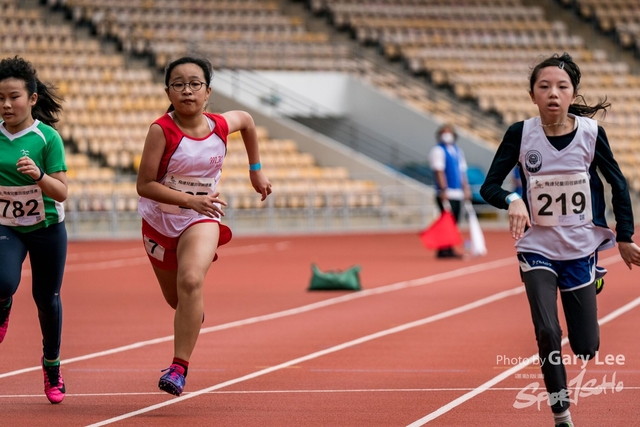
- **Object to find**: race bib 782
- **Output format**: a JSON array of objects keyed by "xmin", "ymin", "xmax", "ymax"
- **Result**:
[{"xmin": 0, "ymin": 184, "xmax": 45, "ymax": 226}]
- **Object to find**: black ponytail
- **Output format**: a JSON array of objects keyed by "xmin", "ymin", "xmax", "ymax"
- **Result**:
[
  {"xmin": 0, "ymin": 56, "xmax": 63, "ymax": 128},
  {"xmin": 568, "ymin": 94, "xmax": 610, "ymax": 119},
  {"xmin": 32, "ymin": 79, "xmax": 64, "ymax": 128}
]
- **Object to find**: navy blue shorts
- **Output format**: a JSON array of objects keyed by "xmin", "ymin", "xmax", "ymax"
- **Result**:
[{"xmin": 517, "ymin": 252, "xmax": 596, "ymax": 292}]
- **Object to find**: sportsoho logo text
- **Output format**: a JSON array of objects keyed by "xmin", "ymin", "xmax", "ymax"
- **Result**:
[{"xmin": 495, "ymin": 352, "xmax": 625, "ymax": 410}]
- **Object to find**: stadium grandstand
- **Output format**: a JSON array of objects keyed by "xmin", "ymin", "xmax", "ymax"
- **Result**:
[{"xmin": 2, "ymin": 0, "xmax": 640, "ymax": 238}]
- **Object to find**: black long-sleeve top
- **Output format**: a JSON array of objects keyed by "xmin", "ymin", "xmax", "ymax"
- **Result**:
[{"xmin": 480, "ymin": 121, "xmax": 635, "ymax": 243}]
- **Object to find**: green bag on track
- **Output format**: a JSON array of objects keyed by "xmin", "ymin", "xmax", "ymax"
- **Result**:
[{"xmin": 308, "ymin": 264, "xmax": 362, "ymax": 291}]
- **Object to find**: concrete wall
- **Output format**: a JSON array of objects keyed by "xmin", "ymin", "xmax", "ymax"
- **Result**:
[
  {"xmin": 212, "ymin": 70, "xmax": 498, "ymax": 174},
  {"xmin": 211, "ymin": 86, "xmax": 433, "ymax": 195},
  {"xmin": 343, "ymin": 77, "xmax": 498, "ymax": 172}
]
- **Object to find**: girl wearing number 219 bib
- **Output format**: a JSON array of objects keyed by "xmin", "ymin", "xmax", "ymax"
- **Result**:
[
  {"xmin": 136, "ymin": 56, "xmax": 272, "ymax": 397},
  {"xmin": 0, "ymin": 56, "xmax": 68, "ymax": 404},
  {"xmin": 481, "ymin": 53, "xmax": 640, "ymax": 427}
]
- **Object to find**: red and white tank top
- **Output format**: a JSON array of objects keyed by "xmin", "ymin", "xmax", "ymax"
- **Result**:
[{"xmin": 138, "ymin": 112, "xmax": 228, "ymax": 237}]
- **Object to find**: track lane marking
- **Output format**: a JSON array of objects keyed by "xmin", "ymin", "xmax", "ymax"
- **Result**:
[
  {"xmin": 85, "ymin": 286, "xmax": 526, "ymax": 426},
  {"xmin": 406, "ymin": 293, "xmax": 640, "ymax": 426},
  {"xmin": 1, "ymin": 256, "xmax": 516, "ymax": 379},
  {"xmin": 4, "ymin": 386, "xmax": 640, "ymax": 400},
  {"xmin": 19, "ymin": 241, "xmax": 292, "ymax": 276}
]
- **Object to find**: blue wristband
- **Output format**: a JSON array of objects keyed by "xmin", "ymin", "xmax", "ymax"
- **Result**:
[
  {"xmin": 506, "ymin": 192, "xmax": 521, "ymax": 205},
  {"xmin": 249, "ymin": 162, "xmax": 261, "ymax": 171}
]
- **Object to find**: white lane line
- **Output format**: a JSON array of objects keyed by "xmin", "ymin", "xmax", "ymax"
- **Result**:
[
  {"xmin": 85, "ymin": 286, "xmax": 526, "ymax": 426},
  {"xmin": 406, "ymin": 294, "xmax": 640, "ymax": 426},
  {"xmin": 598, "ymin": 254, "xmax": 622, "ymax": 267},
  {"xmin": 19, "ymin": 241, "xmax": 291, "ymax": 277},
  {"xmin": 1, "ymin": 256, "xmax": 517, "ymax": 380},
  {"xmin": 63, "ymin": 242, "xmax": 291, "ymax": 262},
  {"xmin": 66, "ymin": 248, "xmax": 145, "ymax": 261},
  {"xmin": 5, "ymin": 386, "xmax": 640, "ymax": 400},
  {"xmin": 65, "ymin": 257, "xmax": 150, "ymax": 272}
]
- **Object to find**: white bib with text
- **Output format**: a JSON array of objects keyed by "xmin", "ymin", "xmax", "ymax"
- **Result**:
[
  {"xmin": 529, "ymin": 172, "xmax": 592, "ymax": 226},
  {"xmin": 0, "ymin": 184, "xmax": 46, "ymax": 226},
  {"xmin": 158, "ymin": 175, "xmax": 217, "ymax": 217}
]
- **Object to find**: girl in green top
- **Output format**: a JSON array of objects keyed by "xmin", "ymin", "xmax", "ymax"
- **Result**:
[{"xmin": 0, "ymin": 56, "xmax": 68, "ymax": 404}]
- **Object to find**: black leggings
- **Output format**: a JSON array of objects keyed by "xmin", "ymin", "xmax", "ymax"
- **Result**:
[
  {"xmin": 0, "ymin": 222, "xmax": 67, "ymax": 360},
  {"xmin": 522, "ymin": 268, "xmax": 599, "ymax": 414}
]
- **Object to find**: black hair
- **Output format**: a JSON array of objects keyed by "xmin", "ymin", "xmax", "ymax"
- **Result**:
[
  {"xmin": 0, "ymin": 56, "xmax": 63, "ymax": 128},
  {"xmin": 436, "ymin": 123, "xmax": 457, "ymax": 142},
  {"xmin": 164, "ymin": 56, "xmax": 213, "ymax": 113},
  {"xmin": 529, "ymin": 52, "xmax": 610, "ymax": 118}
]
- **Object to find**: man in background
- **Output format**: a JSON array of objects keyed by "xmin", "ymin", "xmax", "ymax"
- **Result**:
[{"xmin": 429, "ymin": 124, "xmax": 472, "ymax": 258}]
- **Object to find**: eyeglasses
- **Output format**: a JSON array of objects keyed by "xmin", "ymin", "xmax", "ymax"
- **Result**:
[{"xmin": 168, "ymin": 81, "xmax": 206, "ymax": 92}]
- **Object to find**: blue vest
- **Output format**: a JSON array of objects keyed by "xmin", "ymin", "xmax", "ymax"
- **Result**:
[{"xmin": 436, "ymin": 143, "xmax": 462, "ymax": 191}]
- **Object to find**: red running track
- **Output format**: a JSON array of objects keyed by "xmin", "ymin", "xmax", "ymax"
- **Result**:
[{"xmin": 1, "ymin": 231, "xmax": 639, "ymax": 427}]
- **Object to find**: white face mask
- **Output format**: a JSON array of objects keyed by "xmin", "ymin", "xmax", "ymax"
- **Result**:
[{"xmin": 440, "ymin": 132, "xmax": 455, "ymax": 144}]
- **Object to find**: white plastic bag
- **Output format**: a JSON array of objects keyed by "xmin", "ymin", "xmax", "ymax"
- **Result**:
[{"xmin": 465, "ymin": 201, "xmax": 487, "ymax": 256}]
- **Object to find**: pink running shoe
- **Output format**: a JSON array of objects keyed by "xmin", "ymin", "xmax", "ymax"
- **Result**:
[
  {"xmin": 41, "ymin": 357, "xmax": 66, "ymax": 404},
  {"xmin": 0, "ymin": 298, "xmax": 12, "ymax": 343}
]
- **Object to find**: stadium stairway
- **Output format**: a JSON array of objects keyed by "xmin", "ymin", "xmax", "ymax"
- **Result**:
[
  {"xmin": 528, "ymin": 0, "xmax": 640, "ymax": 73},
  {"xmin": 268, "ymin": 0, "xmax": 507, "ymax": 192},
  {"xmin": 9, "ymin": 0, "xmax": 455, "ymax": 237},
  {"xmin": 281, "ymin": 0, "xmax": 508, "ymax": 140}
]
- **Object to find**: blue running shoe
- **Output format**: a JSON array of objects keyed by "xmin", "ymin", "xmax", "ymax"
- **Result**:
[{"xmin": 159, "ymin": 365, "xmax": 185, "ymax": 396}]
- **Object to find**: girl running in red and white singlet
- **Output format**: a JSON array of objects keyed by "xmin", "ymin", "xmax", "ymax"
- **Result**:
[{"xmin": 136, "ymin": 56, "xmax": 272, "ymax": 396}]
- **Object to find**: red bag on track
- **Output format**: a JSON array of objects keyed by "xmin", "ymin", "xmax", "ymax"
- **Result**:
[{"xmin": 419, "ymin": 211, "xmax": 462, "ymax": 250}]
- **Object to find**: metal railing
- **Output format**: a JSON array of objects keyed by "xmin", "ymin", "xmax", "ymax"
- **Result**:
[
  {"xmin": 63, "ymin": 185, "xmax": 437, "ymax": 239},
  {"xmin": 213, "ymin": 69, "xmax": 431, "ymax": 169}
]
